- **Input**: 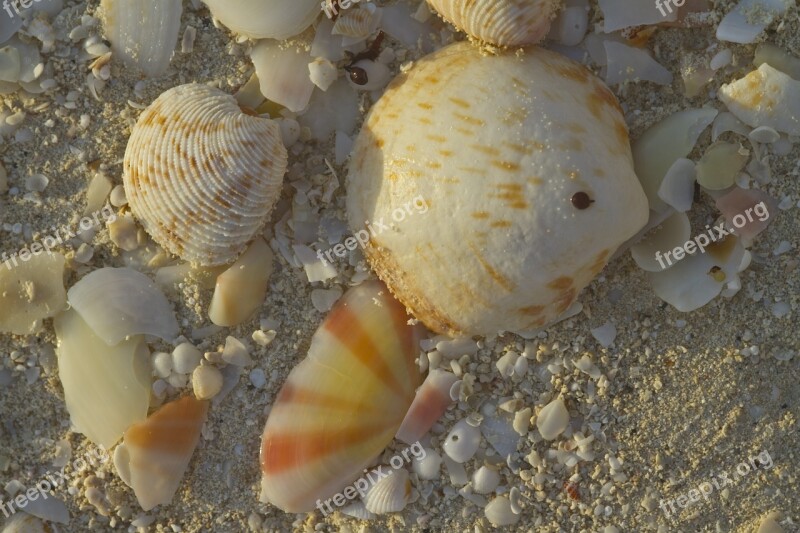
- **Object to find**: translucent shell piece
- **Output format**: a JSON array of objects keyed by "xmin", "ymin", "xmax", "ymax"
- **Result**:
[
  {"xmin": 426, "ymin": 0, "xmax": 562, "ymax": 47},
  {"xmin": 123, "ymin": 83, "xmax": 287, "ymax": 267},
  {"xmin": 114, "ymin": 396, "xmax": 209, "ymax": 511},
  {"xmin": 202, "ymin": 0, "xmax": 319, "ymax": 40},
  {"xmin": 347, "ymin": 42, "xmax": 649, "ymax": 336},
  {"xmin": 260, "ymin": 281, "xmax": 421, "ymax": 513}
]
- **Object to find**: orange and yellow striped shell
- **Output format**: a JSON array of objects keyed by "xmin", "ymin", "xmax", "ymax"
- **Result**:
[{"xmin": 259, "ymin": 281, "xmax": 421, "ymax": 513}]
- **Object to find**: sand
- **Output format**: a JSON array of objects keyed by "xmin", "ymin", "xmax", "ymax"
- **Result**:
[{"xmin": 0, "ymin": 0, "xmax": 797, "ymax": 532}]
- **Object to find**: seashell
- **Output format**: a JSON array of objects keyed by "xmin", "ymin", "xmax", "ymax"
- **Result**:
[
  {"xmin": 716, "ymin": 0, "xmax": 790, "ymax": 44},
  {"xmin": 0, "ymin": 513, "xmax": 49, "ymax": 533},
  {"xmin": 208, "ymin": 237, "xmax": 273, "ymax": 327},
  {"xmin": 657, "ymin": 159, "xmax": 696, "ymax": 213},
  {"xmin": 54, "ymin": 309, "xmax": 150, "ymax": 449},
  {"xmin": 425, "ymin": 0, "xmax": 561, "ymax": 47},
  {"xmin": 596, "ymin": 0, "xmax": 677, "ymax": 32},
  {"xmin": 123, "ymin": 84, "xmax": 287, "ymax": 266},
  {"xmin": 202, "ymin": 0, "xmax": 319, "ymax": 40},
  {"xmin": 604, "ymin": 41, "xmax": 672, "ymax": 86},
  {"xmin": 340, "ymin": 501, "xmax": 376, "ymax": 520},
  {"xmin": 113, "ymin": 395, "xmax": 208, "ymax": 511},
  {"xmin": 192, "ymin": 364, "xmax": 224, "ymax": 400},
  {"xmin": 536, "ymin": 397, "xmax": 569, "ymax": 440},
  {"xmin": 719, "ymin": 63, "xmax": 800, "ymax": 135},
  {"xmin": 332, "ymin": 7, "xmax": 381, "ymax": 39},
  {"xmin": 0, "ymin": 252, "xmax": 66, "ymax": 335},
  {"xmin": 346, "ymin": 59, "xmax": 392, "ymax": 92},
  {"xmin": 485, "ymin": 495, "xmax": 520, "ymax": 526},
  {"xmin": 251, "ymin": 41, "xmax": 315, "ymax": 113},
  {"xmin": 67, "ymin": 267, "xmax": 179, "ymax": 345},
  {"xmin": 472, "ymin": 465, "xmax": 501, "ymax": 494},
  {"xmin": 100, "ymin": 0, "xmax": 182, "ymax": 77},
  {"xmin": 632, "ymin": 107, "xmax": 717, "ymax": 212},
  {"xmin": 363, "ymin": 468, "xmax": 412, "ymax": 514},
  {"xmin": 172, "ymin": 342, "xmax": 202, "ymax": 374},
  {"xmin": 259, "ymin": 281, "xmax": 421, "ymax": 513},
  {"xmin": 696, "ymin": 141, "xmax": 749, "ymax": 191},
  {"xmin": 396, "ymin": 369, "xmax": 458, "ymax": 445},
  {"xmin": 346, "ymin": 42, "xmax": 649, "ymax": 337},
  {"xmin": 715, "ymin": 187, "xmax": 776, "ymax": 244},
  {"xmin": 442, "ymin": 419, "xmax": 482, "ymax": 463},
  {"xmin": 630, "ymin": 212, "xmax": 691, "ymax": 272},
  {"xmin": 411, "ymin": 448, "xmax": 442, "ymax": 480}
]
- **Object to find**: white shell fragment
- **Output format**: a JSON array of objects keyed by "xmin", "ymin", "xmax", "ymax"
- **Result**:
[
  {"xmin": 719, "ymin": 63, "xmax": 800, "ymax": 135},
  {"xmin": 363, "ymin": 468, "xmax": 411, "ymax": 515},
  {"xmin": 696, "ymin": 141, "xmax": 749, "ymax": 190},
  {"xmin": 657, "ymin": 158, "xmax": 696, "ymax": 212},
  {"xmin": 0, "ymin": 252, "xmax": 66, "ymax": 335},
  {"xmin": 54, "ymin": 309, "xmax": 150, "ymax": 449},
  {"xmin": 202, "ymin": 0, "xmax": 319, "ymax": 40},
  {"xmin": 485, "ymin": 496, "xmax": 520, "ymax": 526},
  {"xmin": 67, "ymin": 267, "xmax": 179, "ymax": 345},
  {"xmin": 631, "ymin": 212, "xmax": 691, "ymax": 272},
  {"xmin": 632, "ymin": 108, "xmax": 718, "ymax": 212},
  {"xmin": 123, "ymin": 84, "xmax": 288, "ymax": 266},
  {"xmin": 396, "ymin": 369, "xmax": 458, "ymax": 445},
  {"xmin": 347, "ymin": 42, "xmax": 649, "ymax": 336},
  {"xmin": 193, "ymin": 364, "xmax": 224, "ymax": 400},
  {"xmin": 251, "ymin": 40, "xmax": 316, "ymax": 113},
  {"xmin": 597, "ymin": 0, "xmax": 677, "ymax": 31},
  {"xmin": 716, "ymin": 0, "xmax": 791, "ymax": 44},
  {"xmin": 443, "ymin": 419, "xmax": 481, "ymax": 463},
  {"xmin": 536, "ymin": 397, "xmax": 569, "ymax": 440},
  {"xmin": 101, "ymin": 0, "xmax": 182, "ymax": 77},
  {"xmin": 412, "ymin": 448, "xmax": 442, "ymax": 480},
  {"xmin": 472, "ymin": 466, "xmax": 501, "ymax": 494},
  {"xmin": 425, "ymin": 0, "xmax": 562, "ymax": 47},
  {"xmin": 209, "ymin": 237, "xmax": 273, "ymax": 327},
  {"xmin": 604, "ymin": 41, "xmax": 673, "ymax": 86}
]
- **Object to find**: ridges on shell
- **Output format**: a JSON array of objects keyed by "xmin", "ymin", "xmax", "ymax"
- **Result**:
[
  {"xmin": 260, "ymin": 281, "xmax": 421, "ymax": 513},
  {"xmin": 426, "ymin": 0, "xmax": 562, "ymax": 47},
  {"xmin": 123, "ymin": 83, "xmax": 287, "ymax": 266}
]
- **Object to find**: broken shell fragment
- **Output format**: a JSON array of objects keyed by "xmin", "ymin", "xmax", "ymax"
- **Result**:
[
  {"xmin": 347, "ymin": 42, "xmax": 648, "ymax": 336},
  {"xmin": 631, "ymin": 212, "xmax": 691, "ymax": 272},
  {"xmin": 396, "ymin": 369, "xmax": 458, "ymax": 445},
  {"xmin": 536, "ymin": 397, "xmax": 569, "ymax": 440},
  {"xmin": 54, "ymin": 309, "xmax": 150, "ymax": 449},
  {"xmin": 0, "ymin": 252, "xmax": 66, "ymax": 335},
  {"xmin": 719, "ymin": 63, "xmax": 800, "ymax": 135},
  {"xmin": 696, "ymin": 141, "xmax": 749, "ymax": 190},
  {"xmin": 123, "ymin": 83, "xmax": 288, "ymax": 267},
  {"xmin": 443, "ymin": 419, "xmax": 482, "ymax": 463},
  {"xmin": 426, "ymin": 0, "xmax": 562, "ymax": 47},
  {"xmin": 260, "ymin": 281, "xmax": 420, "ymax": 513},
  {"xmin": 485, "ymin": 495, "xmax": 520, "ymax": 526},
  {"xmin": 114, "ymin": 395, "xmax": 208, "ymax": 511},
  {"xmin": 208, "ymin": 237, "xmax": 273, "ymax": 327},
  {"xmin": 202, "ymin": 0, "xmax": 319, "ymax": 40},
  {"xmin": 67, "ymin": 267, "xmax": 179, "ymax": 345}
]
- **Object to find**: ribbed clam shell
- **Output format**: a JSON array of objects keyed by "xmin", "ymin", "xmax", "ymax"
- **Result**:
[
  {"xmin": 260, "ymin": 281, "xmax": 421, "ymax": 513},
  {"xmin": 346, "ymin": 42, "xmax": 649, "ymax": 337},
  {"xmin": 331, "ymin": 8, "xmax": 379, "ymax": 39},
  {"xmin": 363, "ymin": 468, "xmax": 411, "ymax": 514},
  {"xmin": 101, "ymin": 0, "xmax": 182, "ymax": 77},
  {"xmin": 123, "ymin": 83, "xmax": 287, "ymax": 266},
  {"xmin": 426, "ymin": 0, "xmax": 561, "ymax": 47}
]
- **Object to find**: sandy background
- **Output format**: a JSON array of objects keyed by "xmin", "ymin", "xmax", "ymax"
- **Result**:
[{"xmin": 0, "ymin": 0, "xmax": 797, "ymax": 531}]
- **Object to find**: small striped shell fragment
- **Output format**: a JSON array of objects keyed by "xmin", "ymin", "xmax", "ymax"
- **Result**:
[
  {"xmin": 347, "ymin": 42, "xmax": 649, "ymax": 336},
  {"xmin": 426, "ymin": 0, "xmax": 562, "ymax": 47},
  {"xmin": 123, "ymin": 83, "xmax": 287, "ymax": 266},
  {"xmin": 260, "ymin": 281, "xmax": 421, "ymax": 513},
  {"xmin": 332, "ymin": 7, "xmax": 381, "ymax": 39},
  {"xmin": 100, "ymin": 0, "xmax": 182, "ymax": 77},
  {"xmin": 113, "ymin": 396, "xmax": 209, "ymax": 511}
]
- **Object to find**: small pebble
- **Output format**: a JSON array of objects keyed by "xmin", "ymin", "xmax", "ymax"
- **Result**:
[
  {"xmin": 537, "ymin": 397, "xmax": 569, "ymax": 440},
  {"xmin": 193, "ymin": 365, "xmax": 224, "ymax": 400},
  {"xmin": 222, "ymin": 336, "xmax": 253, "ymax": 366},
  {"xmin": 172, "ymin": 342, "xmax": 202, "ymax": 374},
  {"xmin": 249, "ymin": 368, "xmax": 266, "ymax": 388}
]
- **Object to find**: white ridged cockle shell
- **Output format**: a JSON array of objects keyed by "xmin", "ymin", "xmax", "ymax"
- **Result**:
[
  {"xmin": 123, "ymin": 83, "xmax": 287, "ymax": 266},
  {"xmin": 346, "ymin": 42, "xmax": 649, "ymax": 337},
  {"xmin": 426, "ymin": 0, "xmax": 562, "ymax": 47}
]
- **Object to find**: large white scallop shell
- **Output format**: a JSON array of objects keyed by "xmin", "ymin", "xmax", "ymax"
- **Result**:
[
  {"xmin": 346, "ymin": 42, "xmax": 649, "ymax": 337},
  {"xmin": 123, "ymin": 83, "xmax": 287, "ymax": 267},
  {"xmin": 426, "ymin": 0, "xmax": 562, "ymax": 47},
  {"xmin": 100, "ymin": 0, "xmax": 182, "ymax": 77},
  {"xmin": 202, "ymin": 0, "xmax": 319, "ymax": 40}
]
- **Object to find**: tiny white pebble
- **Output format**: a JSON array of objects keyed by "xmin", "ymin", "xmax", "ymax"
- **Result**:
[
  {"xmin": 172, "ymin": 342, "xmax": 202, "ymax": 374},
  {"xmin": 249, "ymin": 368, "xmax": 266, "ymax": 388}
]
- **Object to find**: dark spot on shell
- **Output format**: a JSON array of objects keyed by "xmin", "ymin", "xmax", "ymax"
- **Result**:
[
  {"xmin": 346, "ymin": 66, "xmax": 368, "ymax": 86},
  {"xmin": 571, "ymin": 192, "xmax": 594, "ymax": 210}
]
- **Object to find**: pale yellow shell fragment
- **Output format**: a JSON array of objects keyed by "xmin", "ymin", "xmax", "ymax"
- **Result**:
[
  {"xmin": 347, "ymin": 42, "xmax": 649, "ymax": 336},
  {"xmin": 0, "ymin": 252, "xmax": 66, "ymax": 335},
  {"xmin": 426, "ymin": 0, "xmax": 562, "ymax": 47},
  {"xmin": 123, "ymin": 83, "xmax": 287, "ymax": 266}
]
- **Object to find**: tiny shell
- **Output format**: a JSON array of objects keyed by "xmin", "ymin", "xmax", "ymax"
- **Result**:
[
  {"xmin": 202, "ymin": 0, "xmax": 319, "ymax": 40},
  {"xmin": 260, "ymin": 281, "xmax": 421, "ymax": 513},
  {"xmin": 719, "ymin": 63, "xmax": 800, "ymax": 135},
  {"xmin": 396, "ymin": 369, "xmax": 458, "ymax": 445},
  {"xmin": 425, "ymin": 0, "xmax": 561, "ymax": 47},
  {"xmin": 208, "ymin": 238, "xmax": 273, "ymax": 327},
  {"xmin": 114, "ymin": 396, "xmax": 208, "ymax": 511},
  {"xmin": 54, "ymin": 309, "xmax": 150, "ymax": 449},
  {"xmin": 536, "ymin": 397, "xmax": 569, "ymax": 440},
  {"xmin": 0, "ymin": 252, "xmax": 66, "ymax": 335},
  {"xmin": 485, "ymin": 496, "xmax": 520, "ymax": 526},
  {"xmin": 411, "ymin": 448, "xmax": 442, "ymax": 480},
  {"xmin": 332, "ymin": 7, "xmax": 381, "ymax": 39},
  {"xmin": 472, "ymin": 465, "xmax": 501, "ymax": 494},
  {"xmin": 192, "ymin": 364, "xmax": 223, "ymax": 400},
  {"xmin": 347, "ymin": 42, "xmax": 648, "ymax": 336},
  {"xmin": 67, "ymin": 267, "xmax": 179, "ymax": 345},
  {"xmin": 442, "ymin": 419, "xmax": 481, "ymax": 463},
  {"xmin": 363, "ymin": 468, "xmax": 412, "ymax": 514},
  {"xmin": 123, "ymin": 84, "xmax": 287, "ymax": 266},
  {"xmin": 101, "ymin": 0, "xmax": 182, "ymax": 77}
]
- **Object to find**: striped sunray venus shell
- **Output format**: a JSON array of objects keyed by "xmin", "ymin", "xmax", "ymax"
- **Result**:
[
  {"xmin": 123, "ymin": 83, "xmax": 287, "ymax": 267},
  {"xmin": 260, "ymin": 281, "xmax": 421, "ymax": 513}
]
